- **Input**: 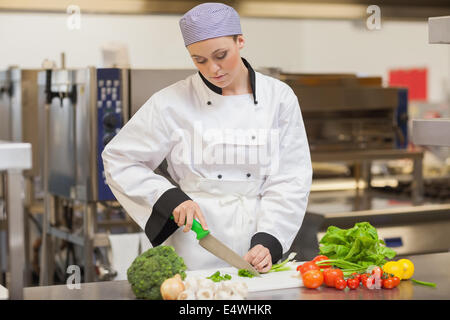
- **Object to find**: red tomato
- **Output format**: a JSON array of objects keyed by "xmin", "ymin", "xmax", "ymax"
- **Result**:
[
  {"xmin": 298, "ymin": 261, "xmax": 320, "ymax": 275},
  {"xmin": 383, "ymin": 278, "xmax": 395, "ymax": 289},
  {"xmin": 391, "ymin": 276, "xmax": 400, "ymax": 288},
  {"xmin": 347, "ymin": 277, "xmax": 360, "ymax": 290},
  {"xmin": 351, "ymin": 273, "xmax": 361, "ymax": 282},
  {"xmin": 360, "ymin": 273, "xmax": 369, "ymax": 286},
  {"xmin": 334, "ymin": 278, "xmax": 347, "ymax": 290},
  {"xmin": 302, "ymin": 270, "xmax": 324, "ymax": 289},
  {"xmin": 312, "ymin": 255, "xmax": 331, "ymax": 268},
  {"xmin": 362, "ymin": 274, "xmax": 374, "ymax": 289},
  {"xmin": 323, "ymin": 268, "xmax": 344, "ymax": 287}
]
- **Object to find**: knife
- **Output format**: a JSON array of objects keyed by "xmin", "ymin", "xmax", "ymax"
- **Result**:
[{"xmin": 171, "ymin": 216, "xmax": 261, "ymax": 277}]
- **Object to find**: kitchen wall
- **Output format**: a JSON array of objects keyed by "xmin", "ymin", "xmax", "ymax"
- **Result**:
[{"xmin": 1, "ymin": 11, "xmax": 449, "ymax": 102}]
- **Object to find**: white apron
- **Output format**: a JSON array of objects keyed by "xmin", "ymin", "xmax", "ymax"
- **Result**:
[{"xmin": 164, "ymin": 177, "xmax": 262, "ymax": 270}]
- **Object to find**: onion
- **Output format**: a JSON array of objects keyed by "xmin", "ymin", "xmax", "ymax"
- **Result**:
[{"xmin": 160, "ymin": 274, "xmax": 185, "ymax": 300}]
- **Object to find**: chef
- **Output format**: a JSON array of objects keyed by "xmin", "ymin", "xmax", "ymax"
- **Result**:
[{"xmin": 102, "ymin": 2, "xmax": 312, "ymax": 273}]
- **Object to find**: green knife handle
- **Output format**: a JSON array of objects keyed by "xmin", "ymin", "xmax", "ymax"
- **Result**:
[{"xmin": 170, "ymin": 216, "xmax": 210, "ymax": 240}]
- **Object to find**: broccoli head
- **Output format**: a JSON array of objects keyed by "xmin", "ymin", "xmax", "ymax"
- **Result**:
[{"xmin": 127, "ymin": 245, "xmax": 187, "ymax": 300}]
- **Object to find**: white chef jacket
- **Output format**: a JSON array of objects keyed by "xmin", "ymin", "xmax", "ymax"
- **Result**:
[{"xmin": 102, "ymin": 58, "xmax": 312, "ymax": 270}]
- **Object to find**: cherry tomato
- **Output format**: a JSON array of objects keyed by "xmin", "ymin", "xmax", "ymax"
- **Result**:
[
  {"xmin": 302, "ymin": 270, "xmax": 324, "ymax": 289},
  {"xmin": 362, "ymin": 274, "xmax": 375, "ymax": 289},
  {"xmin": 334, "ymin": 278, "xmax": 347, "ymax": 290},
  {"xmin": 323, "ymin": 268, "xmax": 344, "ymax": 287},
  {"xmin": 312, "ymin": 255, "xmax": 331, "ymax": 268},
  {"xmin": 391, "ymin": 276, "xmax": 400, "ymax": 288},
  {"xmin": 298, "ymin": 261, "xmax": 320, "ymax": 275},
  {"xmin": 360, "ymin": 273, "xmax": 369, "ymax": 287},
  {"xmin": 351, "ymin": 273, "xmax": 361, "ymax": 282},
  {"xmin": 383, "ymin": 278, "xmax": 395, "ymax": 289},
  {"xmin": 347, "ymin": 277, "xmax": 360, "ymax": 290}
]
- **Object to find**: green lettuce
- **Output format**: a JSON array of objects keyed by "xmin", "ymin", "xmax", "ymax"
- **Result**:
[{"xmin": 319, "ymin": 222, "xmax": 396, "ymax": 268}]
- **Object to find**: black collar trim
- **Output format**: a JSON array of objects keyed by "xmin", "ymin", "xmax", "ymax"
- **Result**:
[{"xmin": 198, "ymin": 57, "xmax": 258, "ymax": 105}]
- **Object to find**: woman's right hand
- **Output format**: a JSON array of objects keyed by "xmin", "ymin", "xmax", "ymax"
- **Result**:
[{"xmin": 172, "ymin": 200, "xmax": 208, "ymax": 233}]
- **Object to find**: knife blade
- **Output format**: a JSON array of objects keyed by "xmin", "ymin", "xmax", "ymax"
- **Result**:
[
  {"xmin": 199, "ymin": 233, "xmax": 261, "ymax": 277},
  {"xmin": 171, "ymin": 216, "xmax": 261, "ymax": 277}
]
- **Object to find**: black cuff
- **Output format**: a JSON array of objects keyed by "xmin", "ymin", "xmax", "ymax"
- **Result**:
[
  {"xmin": 144, "ymin": 187, "xmax": 191, "ymax": 247},
  {"xmin": 250, "ymin": 232, "xmax": 283, "ymax": 264}
]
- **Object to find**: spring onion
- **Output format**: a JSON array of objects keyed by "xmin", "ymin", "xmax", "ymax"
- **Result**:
[{"xmin": 411, "ymin": 278, "xmax": 437, "ymax": 287}]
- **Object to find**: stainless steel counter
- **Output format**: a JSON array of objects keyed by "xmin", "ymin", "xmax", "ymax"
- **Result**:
[
  {"xmin": 250, "ymin": 252, "xmax": 450, "ymax": 300},
  {"xmin": 23, "ymin": 252, "xmax": 450, "ymax": 300}
]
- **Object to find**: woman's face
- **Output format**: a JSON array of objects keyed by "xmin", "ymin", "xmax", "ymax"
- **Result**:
[{"xmin": 187, "ymin": 35, "xmax": 245, "ymax": 88}]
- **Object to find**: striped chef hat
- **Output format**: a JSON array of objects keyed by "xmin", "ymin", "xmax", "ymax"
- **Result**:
[{"xmin": 179, "ymin": 2, "xmax": 242, "ymax": 47}]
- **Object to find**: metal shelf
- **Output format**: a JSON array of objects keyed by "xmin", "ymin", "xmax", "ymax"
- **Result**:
[
  {"xmin": 0, "ymin": 141, "xmax": 32, "ymax": 300},
  {"xmin": 412, "ymin": 119, "xmax": 450, "ymax": 147}
]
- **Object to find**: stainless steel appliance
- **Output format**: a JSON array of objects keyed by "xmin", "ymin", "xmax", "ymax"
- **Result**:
[
  {"xmin": 0, "ymin": 70, "xmax": 12, "ymax": 141},
  {"xmin": 40, "ymin": 68, "xmax": 195, "ymax": 201},
  {"xmin": 0, "ymin": 68, "xmax": 43, "ymax": 289},
  {"xmin": 0, "ymin": 68, "xmax": 42, "ymax": 180},
  {"xmin": 39, "ymin": 67, "xmax": 195, "ymax": 284},
  {"xmin": 280, "ymin": 73, "xmax": 409, "ymax": 152}
]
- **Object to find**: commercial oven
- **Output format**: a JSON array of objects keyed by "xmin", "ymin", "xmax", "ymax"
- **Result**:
[
  {"xmin": 280, "ymin": 73, "xmax": 409, "ymax": 152},
  {"xmin": 40, "ymin": 67, "xmax": 195, "ymax": 202}
]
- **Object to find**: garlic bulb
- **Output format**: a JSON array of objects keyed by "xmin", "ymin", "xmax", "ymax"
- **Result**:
[
  {"xmin": 184, "ymin": 276, "xmax": 199, "ymax": 292},
  {"xmin": 214, "ymin": 289, "xmax": 232, "ymax": 300},
  {"xmin": 197, "ymin": 288, "xmax": 214, "ymax": 300},
  {"xmin": 177, "ymin": 289, "xmax": 196, "ymax": 300},
  {"xmin": 181, "ymin": 275, "xmax": 248, "ymax": 300},
  {"xmin": 231, "ymin": 282, "xmax": 248, "ymax": 298},
  {"xmin": 198, "ymin": 278, "xmax": 216, "ymax": 291},
  {"xmin": 218, "ymin": 281, "xmax": 232, "ymax": 293},
  {"xmin": 229, "ymin": 293, "xmax": 244, "ymax": 300},
  {"xmin": 160, "ymin": 274, "xmax": 185, "ymax": 300}
]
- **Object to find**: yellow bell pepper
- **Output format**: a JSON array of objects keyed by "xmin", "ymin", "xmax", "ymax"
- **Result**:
[
  {"xmin": 382, "ymin": 261, "xmax": 404, "ymax": 279},
  {"xmin": 382, "ymin": 259, "xmax": 415, "ymax": 280},
  {"xmin": 397, "ymin": 259, "xmax": 414, "ymax": 279}
]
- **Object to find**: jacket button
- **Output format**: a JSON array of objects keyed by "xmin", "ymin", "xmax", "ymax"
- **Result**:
[
  {"xmin": 207, "ymin": 101, "xmax": 212, "ymax": 105},
  {"xmin": 246, "ymin": 173, "xmax": 251, "ymax": 178},
  {"xmin": 218, "ymin": 174, "xmax": 222, "ymax": 179}
]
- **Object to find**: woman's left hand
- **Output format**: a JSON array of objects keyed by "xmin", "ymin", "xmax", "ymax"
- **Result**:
[{"xmin": 244, "ymin": 244, "xmax": 272, "ymax": 273}]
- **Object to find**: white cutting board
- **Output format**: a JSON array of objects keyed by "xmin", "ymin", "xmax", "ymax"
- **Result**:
[
  {"xmin": 186, "ymin": 262, "xmax": 304, "ymax": 292},
  {"xmin": 0, "ymin": 285, "xmax": 8, "ymax": 300}
]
